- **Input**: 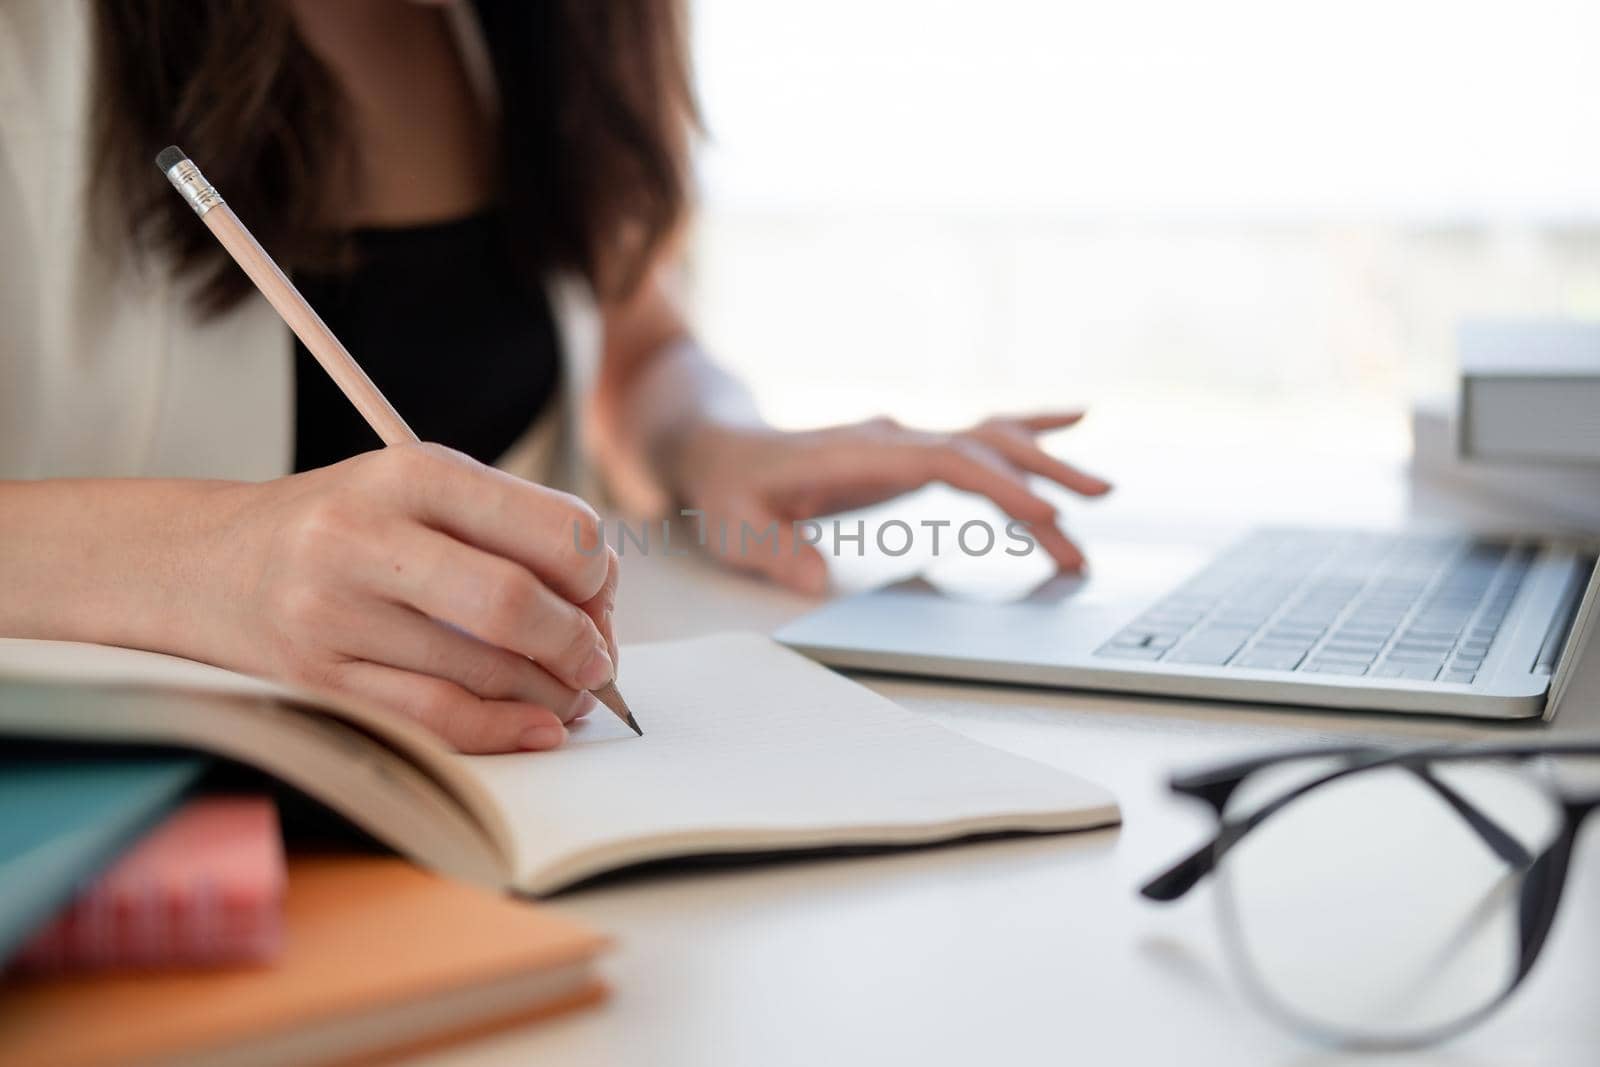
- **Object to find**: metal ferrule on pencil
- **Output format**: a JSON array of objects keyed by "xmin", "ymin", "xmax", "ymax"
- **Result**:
[{"xmin": 158, "ymin": 149, "xmax": 224, "ymax": 218}]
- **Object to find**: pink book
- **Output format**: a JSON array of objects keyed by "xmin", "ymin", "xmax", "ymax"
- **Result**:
[{"xmin": 13, "ymin": 797, "xmax": 286, "ymax": 974}]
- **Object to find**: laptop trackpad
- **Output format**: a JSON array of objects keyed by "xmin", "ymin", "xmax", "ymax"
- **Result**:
[{"xmin": 915, "ymin": 540, "xmax": 1210, "ymax": 606}]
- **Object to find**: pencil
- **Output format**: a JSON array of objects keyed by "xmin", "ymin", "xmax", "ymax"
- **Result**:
[{"xmin": 156, "ymin": 146, "xmax": 641, "ymax": 737}]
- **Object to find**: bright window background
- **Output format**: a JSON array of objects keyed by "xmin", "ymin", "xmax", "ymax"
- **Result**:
[{"xmin": 685, "ymin": 0, "xmax": 1600, "ymax": 466}]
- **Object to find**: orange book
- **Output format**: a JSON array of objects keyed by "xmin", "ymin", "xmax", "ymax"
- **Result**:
[{"xmin": 0, "ymin": 856, "xmax": 608, "ymax": 1067}]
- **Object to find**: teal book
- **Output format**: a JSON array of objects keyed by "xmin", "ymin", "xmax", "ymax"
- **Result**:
[{"xmin": 0, "ymin": 752, "xmax": 206, "ymax": 962}]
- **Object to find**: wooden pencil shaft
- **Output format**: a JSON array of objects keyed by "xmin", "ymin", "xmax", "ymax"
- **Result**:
[{"xmin": 200, "ymin": 203, "xmax": 418, "ymax": 447}]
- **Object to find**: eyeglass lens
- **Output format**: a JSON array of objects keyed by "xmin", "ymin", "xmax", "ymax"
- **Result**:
[{"xmin": 1214, "ymin": 756, "xmax": 1568, "ymax": 1045}]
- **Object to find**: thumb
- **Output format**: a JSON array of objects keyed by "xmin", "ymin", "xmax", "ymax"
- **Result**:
[{"xmin": 577, "ymin": 545, "xmax": 620, "ymax": 668}]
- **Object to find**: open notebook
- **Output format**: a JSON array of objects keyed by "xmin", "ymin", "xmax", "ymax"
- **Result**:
[{"xmin": 0, "ymin": 633, "xmax": 1117, "ymax": 895}]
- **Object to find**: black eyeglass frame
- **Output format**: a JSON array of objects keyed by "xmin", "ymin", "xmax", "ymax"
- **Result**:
[{"xmin": 1140, "ymin": 739, "xmax": 1600, "ymax": 1050}]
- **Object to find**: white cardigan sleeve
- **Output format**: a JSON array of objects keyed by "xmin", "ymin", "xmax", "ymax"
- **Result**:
[{"xmin": 0, "ymin": 0, "xmax": 598, "ymax": 489}]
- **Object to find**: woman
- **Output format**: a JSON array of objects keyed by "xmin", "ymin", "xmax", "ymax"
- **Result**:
[{"xmin": 0, "ymin": 0, "xmax": 1108, "ymax": 753}]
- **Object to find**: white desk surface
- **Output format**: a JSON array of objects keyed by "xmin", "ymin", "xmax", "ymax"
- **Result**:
[{"xmin": 404, "ymin": 453, "xmax": 1600, "ymax": 1067}]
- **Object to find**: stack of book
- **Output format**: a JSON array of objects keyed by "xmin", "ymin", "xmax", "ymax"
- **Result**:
[
  {"xmin": 0, "ymin": 754, "xmax": 608, "ymax": 1067},
  {"xmin": 1458, "ymin": 318, "xmax": 1600, "ymax": 466},
  {"xmin": 0, "ymin": 632, "xmax": 1118, "ymax": 1066}
]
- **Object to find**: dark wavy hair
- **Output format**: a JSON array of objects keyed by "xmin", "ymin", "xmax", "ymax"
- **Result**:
[{"xmin": 91, "ymin": 0, "xmax": 698, "ymax": 314}]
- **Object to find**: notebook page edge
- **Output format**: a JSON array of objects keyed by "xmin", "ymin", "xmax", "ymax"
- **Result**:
[{"xmin": 477, "ymin": 630, "xmax": 1120, "ymax": 893}]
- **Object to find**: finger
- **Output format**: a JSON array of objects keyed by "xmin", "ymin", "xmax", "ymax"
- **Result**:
[
  {"xmin": 967, "ymin": 424, "xmax": 1113, "ymax": 496},
  {"xmin": 901, "ymin": 438, "xmax": 1087, "ymax": 573},
  {"xmin": 578, "ymin": 546, "xmax": 620, "ymax": 671},
  {"xmin": 325, "ymin": 660, "xmax": 569, "ymax": 753},
  {"xmin": 331, "ymin": 599, "xmax": 592, "ymax": 724},
  {"xmin": 364, "ymin": 521, "xmax": 615, "ymax": 692},
  {"xmin": 386, "ymin": 445, "xmax": 611, "ymax": 605},
  {"xmin": 1011, "ymin": 516, "xmax": 1087, "ymax": 574},
  {"xmin": 1013, "ymin": 410, "xmax": 1087, "ymax": 433},
  {"xmin": 707, "ymin": 501, "xmax": 829, "ymax": 595}
]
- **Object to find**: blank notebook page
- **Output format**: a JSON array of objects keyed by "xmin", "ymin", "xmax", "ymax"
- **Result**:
[{"xmin": 464, "ymin": 632, "xmax": 1119, "ymax": 894}]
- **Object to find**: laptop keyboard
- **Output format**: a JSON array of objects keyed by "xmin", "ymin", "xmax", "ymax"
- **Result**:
[{"xmin": 1095, "ymin": 531, "xmax": 1534, "ymax": 684}]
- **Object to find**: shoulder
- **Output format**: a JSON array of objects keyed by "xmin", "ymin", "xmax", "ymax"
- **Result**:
[
  {"xmin": 0, "ymin": 0, "xmax": 94, "ymax": 221},
  {"xmin": 0, "ymin": 0, "xmax": 94, "ymax": 129},
  {"xmin": 0, "ymin": 0, "xmax": 98, "ymax": 269}
]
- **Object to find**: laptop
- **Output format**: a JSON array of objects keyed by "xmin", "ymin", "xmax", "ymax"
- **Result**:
[{"xmin": 776, "ymin": 528, "xmax": 1600, "ymax": 720}]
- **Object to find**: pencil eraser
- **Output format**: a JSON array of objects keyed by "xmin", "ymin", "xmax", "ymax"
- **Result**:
[{"xmin": 155, "ymin": 146, "xmax": 187, "ymax": 173}]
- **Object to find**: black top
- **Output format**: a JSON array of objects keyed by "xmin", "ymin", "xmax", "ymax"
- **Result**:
[{"xmin": 291, "ymin": 212, "xmax": 561, "ymax": 472}]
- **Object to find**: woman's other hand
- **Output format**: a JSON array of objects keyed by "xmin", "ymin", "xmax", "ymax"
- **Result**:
[
  {"xmin": 666, "ymin": 411, "xmax": 1111, "ymax": 594},
  {"xmin": 196, "ymin": 443, "xmax": 618, "ymax": 753}
]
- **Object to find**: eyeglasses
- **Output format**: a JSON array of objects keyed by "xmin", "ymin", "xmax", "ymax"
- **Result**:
[{"xmin": 1140, "ymin": 740, "xmax": 1600, "ymax": 1050}]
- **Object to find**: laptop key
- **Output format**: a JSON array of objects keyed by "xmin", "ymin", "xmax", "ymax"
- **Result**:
[
  {"xmin": 1392, "ymin": 642, "xmax": 1452, "ymax": 656},
  {"xmin": 1313, "ymin": 654, "xmax": 1376, "ymax": 669},
  {"xmin": 1374, "ymin": 661, "xmax": 1442, "ymax": 681},
  {"xmin": 1234, "ymin": 649, "xmax": 1307, "ymax": 670},
  {"xmin": 1404, "ymin": 629, "xmax": 1461, "ymax": 643},
  {"xmin": 1193, "ymin": 623, "xmax": 1256, "ymax": 636},
  {"xmin": 1266, "ymin": 626, "xmax": 1325, "ymax": 641},
  {"xmin": 1322, "ymin": 642, "xmax": 1384, "ymax": 657},
  {"xmin": 1167, "ymin": 643, "xmax": 1244, "ymax": 666},
  {"xmin": 1440, "ymin": 669, "xmax": 1477, "ymax": 684},
  {"xmin": 1302, "ymin": 660, "xmax": 1369, "ymax": 676},
  {"xmin": 1253, "ymin": 640, "xmax": 1312, "ymax": 655},
  {"xmin": 1280, "ymin": 615, "xmax": 1339, "ymax": 629},
  {"xmin": 1396, "ymin": 633, "xmax": 1455, "ymax": 646},
  {"xmin": 1334, "ymin": 624, "xmax": 1394, "ymax": 638},
  {"xmin": 1385, "ymin": 653, "xmax": 1446, "ymax": 670},
  {"xmin": 1096, "ymin": 645, "xmax": 1166, "ymax": 660}
]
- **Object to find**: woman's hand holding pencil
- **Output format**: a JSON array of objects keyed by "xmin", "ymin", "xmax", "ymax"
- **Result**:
[
  {"xmin": 188, "ymin": 444, "xmax": 619, "ymax": 753},
  {"xmin": 154, "ymin": 147, "xmax": 634, "ymax": 752}
]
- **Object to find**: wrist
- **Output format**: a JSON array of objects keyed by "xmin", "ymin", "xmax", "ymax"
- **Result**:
[
  {"xmin": 615, "ymin": 337, "xmax": 767, "ymax": 510},
  {"xmin": 157, "ymin": 480, "xmax": 266, "ymax": 662},
  {"xmin": 652, "ymin": 414, "xmax": 720, "ymax": 505},
  {"xmin": 655, "ymin": 417, "xmax": 776, "ymax": 509},
  {"xmin": 39, "ymin": 478, "xmax": 252, "ymax": 663}
]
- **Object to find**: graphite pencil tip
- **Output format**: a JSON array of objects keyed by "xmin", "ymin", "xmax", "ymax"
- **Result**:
[{"xmin": 593, "ymin": 681, "xmax": 643, "ymax": 737}]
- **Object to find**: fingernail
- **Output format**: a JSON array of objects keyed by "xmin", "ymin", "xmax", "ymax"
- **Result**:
[
  {"xmin": 518, "ymin": 724, "xmax": 566, "ymax": 750},
  {"xmin": 578, "ymin": 646, "xmax": 615, "ymax": 689}
]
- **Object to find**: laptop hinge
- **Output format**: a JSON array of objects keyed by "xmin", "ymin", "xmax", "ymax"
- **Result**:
[{"xmin": 1542, "ymin": 553, "xmax": 1600, "ymax": 721}]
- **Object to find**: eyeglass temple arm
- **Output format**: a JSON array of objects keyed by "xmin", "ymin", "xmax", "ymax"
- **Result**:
[
  {"xmin": 1139, "ymin": 759, "xmax": 1532, "ymax": 902},
  {"xmin": 1139, "ymin": 763, "xmax": 1349, "ymax": 903},
  {"xmin": 1411, "ymin": 765, "xmax": 1533, "ymax": 868}
]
